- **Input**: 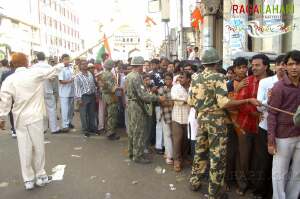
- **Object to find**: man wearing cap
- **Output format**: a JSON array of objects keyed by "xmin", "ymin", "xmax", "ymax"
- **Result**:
[
  {"xmin": 188, "ymin": 48, "xmax": 260, "ymax": 199},
  {"xmin": 74, "ymin": 59, "xmax": 98, "ymax": 137},
  {"xmin": 125, "ymin": 56, "xmax": 166, "ymax": 164},
  {"xmin": 97, "ymin": 59, "xmax": 120, "ymax": 140}
]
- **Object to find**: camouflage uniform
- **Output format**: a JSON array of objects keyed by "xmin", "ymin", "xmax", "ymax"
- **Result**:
[
  {"xmin": 294, "ymin": 105, "xmax": 300, "ymax": 126},
  {"xmin": 125, "ymin": 71, "xmax": 158, "ymax": 160},
  {"xmin": 188, "ymin": 67, "xmax": 230, "ymax": 199},
  {"xmin": 99, "ymin": 70, "xmax": 118, "ymax": 136}
]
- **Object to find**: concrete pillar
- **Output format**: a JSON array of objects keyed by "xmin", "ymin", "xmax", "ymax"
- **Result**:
[
  {"xmin": 282, "ymin": 0, "xmax": 296, "ymax": 52},
  {"xmin": 199, "ymin": 0, "xmax": 221, "ymax": 53}
]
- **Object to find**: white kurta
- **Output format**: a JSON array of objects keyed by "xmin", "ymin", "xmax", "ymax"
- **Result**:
[
  {"xmin": 0, "ymin": 65, "xmax": 63, "ymax": 182},
  {"xmin": 31, "ymin": 61, "xmax": 60, "ymax": 132}
]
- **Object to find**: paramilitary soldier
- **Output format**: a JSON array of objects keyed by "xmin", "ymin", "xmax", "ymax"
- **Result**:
[
  {"xmin": 125, "ymin": 56, "xmax": 165, "ymax": 164},
  {"xmin": 97, "ymin": 59, "xmax": 120, "ymax": 140},
  {"xmin": 187, "ymin": 48, "xmax": 260, "ymax": 199}
]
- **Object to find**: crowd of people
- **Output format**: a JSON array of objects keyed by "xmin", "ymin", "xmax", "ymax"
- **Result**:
[{"xmin": 0, "ymin": 49, "xmax": 300, "ymax": 199}]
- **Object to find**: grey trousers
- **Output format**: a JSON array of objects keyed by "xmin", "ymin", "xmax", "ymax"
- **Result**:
[
  {"xmin": 79, "ymin": 94, "xmax": 97, "ymax": 132},
  {"xmin": 272, "ymin": 136, "xmax": 300, "ymax": 199}
]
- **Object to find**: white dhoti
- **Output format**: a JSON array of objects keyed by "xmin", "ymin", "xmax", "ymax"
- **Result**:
[
  {"xmin": 16, "ymin": 119, "xmax": 46, "ymax": 182},
  {"xmin": 155, "ymin": 106, "xmax": 164, "ymax": 150}
]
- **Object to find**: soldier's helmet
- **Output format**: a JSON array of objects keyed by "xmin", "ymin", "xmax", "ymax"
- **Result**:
[
  {"xmin": 201, "ymin": 48, "xmax": 220, "ymax": 65},
  {"xmin": 103, "ymin": 59, "xmax": 115, "ymax": 69},
  {"xmin": 131, "ymin": 56, "xmax": 144, "ymax": 66}
]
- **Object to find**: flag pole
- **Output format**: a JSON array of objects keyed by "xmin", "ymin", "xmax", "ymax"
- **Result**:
[{"xmin": 71, "ymin": 34, "xmax": 113, "ymax": 62}]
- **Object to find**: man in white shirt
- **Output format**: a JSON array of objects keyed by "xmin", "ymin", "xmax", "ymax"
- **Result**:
[
  {"xmin": 0, "ymin": 52, "xmax": 63, "ymax": 190},
  {"xmin": 58, "ymin": 54, "xmax": 75, "ymax": 131},
  {"xmin": 31, "ymin": 52, "xmax": 60, "ymax": 134},
  {"xmin": 188, "ymin": 47, "xmax": 199, "ymax": 60},
  {"xmin": 255, "ymin": 55, "xmax": 285, "ymax": 198},
  {"xmin": 171, "ymin": 71, "xmax": 191, "ymax": 172}
]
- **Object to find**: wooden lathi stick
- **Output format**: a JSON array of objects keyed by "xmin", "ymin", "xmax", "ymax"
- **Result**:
[{"xmin": 261, "ymin": 104, "xmax": 295, "ymax": 116}]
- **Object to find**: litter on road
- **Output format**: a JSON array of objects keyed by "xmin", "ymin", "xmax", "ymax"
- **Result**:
[
  {"xmin": 51, "ymin": 165, "xmax": 66, "ymax": 181},
  {"xmin": 169, "ymin": 184, "xmax": 176, "ymax": 191},
  {"xmin": 74, "ymin": 147, "xmax": 82, "ymax": 150},
  {"xmin": 0, "ymin": 182, "xmax": 9, "ymax": 188},
  {"xmin": 71, "ymin": 154, "xmax": 81, "ymax": 158},
  {"xmin": 131, "ymin": 180, "xmax": 138, "ymax": 185},
  {"xmin": 155, "ymin": 166, "xmax": 166, "ymax": 174}
]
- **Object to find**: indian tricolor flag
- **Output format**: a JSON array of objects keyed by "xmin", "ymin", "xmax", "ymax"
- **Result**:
[{"xmin": 96, "ymin": 34, "xmax": 111, "ymax": 63}]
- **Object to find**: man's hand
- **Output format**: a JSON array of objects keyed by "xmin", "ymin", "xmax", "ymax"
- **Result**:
[
  {"xmin": 267, "ymin": 89, "xmax": 272, "ymax": 99},
  {"xmin": 158, "ymin": 96, "xmax": 166, "ymax": 103},
  {"xmin": 77, "ymin": 99, "xmax": 83, "ymax": 107},
  {"xmin": 0, "ymin": 120, "xmax": 5, "ymax": 130},
  {"xmin": 268, "ymin": 144, "xmax": 276, "ymax": 155},
  {"xmin": 235, "ymin": 78, "xmax": 248, "ymax": 92},
  {"xmin": 151, "ymin": 86, "xmax": 159, "ymax": 93},
  {"xmin": 247, "ymin": 98, "xmax": 261, "ymax": 106}
]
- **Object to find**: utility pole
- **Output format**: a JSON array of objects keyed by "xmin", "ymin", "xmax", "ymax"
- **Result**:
[{"xmin": 179, "ymin": 0, "xmax": 184, "ymax": 59}]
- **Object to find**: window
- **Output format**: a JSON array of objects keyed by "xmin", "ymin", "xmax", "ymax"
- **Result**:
[
  {"xmin": 68, "ymin": 41, "xmax": 70, "ymax": 49},
  {"xmin": 59, "ymin": 22, "xmax": 62, "ymax": 31},
  {"xmin": 49, "ymin": 17, "xmax": 52, "ymax": 27},
  {"xmin": 54, "ymin": 20, "xmax": 57, "ymax": 29},
  {"xmin": 59, "ymin": 38, "xmax": 62, "ymax": 46},
  {"xmin": 63, "ymin": 24, "xmax": 66, "ymax": 33},
  {"xmin": 43, "ymin": 15, "xmax": 46, "ymax": 25},
  {"xmin": 45, "ymin": 33, "xmax": 48, "ymax": 44}
]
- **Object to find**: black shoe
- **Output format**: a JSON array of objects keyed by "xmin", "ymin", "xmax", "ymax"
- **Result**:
[
  {"xmin": 61, "ymin": 128, "xmax": 70, "ymax": 133},
  {"xmin": 88, "ymin": 129, "xmax": 101, "ymax": 135},
  {"xmin": 52, "ymin": 130, "xmax": 61, "ymax": 134},
  {"xmin": 217, "ymin": 193, "xmax": 228, "ymax": 199},
  {"xmin": 134, "ymin": 157, "xmax": 151, "ymax": 164},
  {"xmin": 107, "ymin": 133, "xmax": 120, "ymax": 140},
  {"xmin": 236, "ymin": 187, "xmax": 247, "ymax": 196},
  {"xmin": 252, "ymin": 195, "xmax": 263, "ymax": 199},
  {"xmin": 189, "ymin": 183, "xmax": 201, "ymax": 192},
  {"xmin": 84, "ymin": 133, "xmax": 90, "ymax": 138},
  {"xmin": 252, "ymin": 192, "xmax": 264, "ymax": 199},
  {"xmin": 155, "ymin": 149, "xmax": 164, "ymax": 155},
  {"xmin": 69, "ymin": 124, "xmax": 74, "ymax": 129}
]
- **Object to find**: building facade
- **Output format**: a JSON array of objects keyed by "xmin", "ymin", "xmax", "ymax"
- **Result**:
[
  {"xmin": 0, "ymin": 0, "xmax": 84, "ymax": 60},
  {"xmin": 37, "ymin": 0, "xmax": 83, "ymax": 57}
]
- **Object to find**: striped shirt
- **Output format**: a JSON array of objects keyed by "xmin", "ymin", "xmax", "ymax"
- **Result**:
[
  {"xmin": 171, "ymin": 83, "xmax": 190, "ymax": 124},
  {"xmin": 158, "ymin": 86, "xmax": 173, "ymax": 124},
  {"xmin": 74, "ymin": 71, "xmax": 96, "ymax": 99}
]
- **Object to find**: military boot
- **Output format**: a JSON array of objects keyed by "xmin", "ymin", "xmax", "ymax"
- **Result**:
[{"xmin": 134, "ymin": 157, "xmax": 152, "ymax": 164}]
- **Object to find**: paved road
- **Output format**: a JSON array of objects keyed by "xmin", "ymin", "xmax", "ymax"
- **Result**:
[{"xmin": 0, "ymin": 116, "xmax": 248, "ymax": 199}]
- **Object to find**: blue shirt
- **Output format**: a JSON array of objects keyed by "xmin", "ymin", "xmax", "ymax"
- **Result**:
[{"xmin": 58, "ymin": 65, "xmax": 75, "ymax": 97}]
